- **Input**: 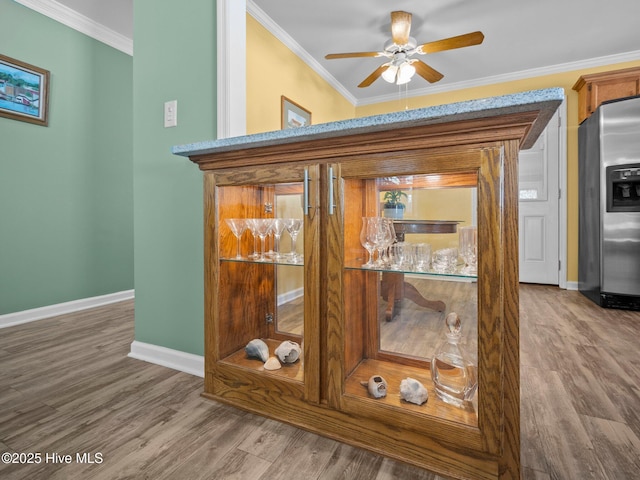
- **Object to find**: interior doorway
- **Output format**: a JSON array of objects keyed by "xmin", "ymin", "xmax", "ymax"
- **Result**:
[{"xmin": 518, "ymin": 102, "xmax": 566, "ymax": 286}]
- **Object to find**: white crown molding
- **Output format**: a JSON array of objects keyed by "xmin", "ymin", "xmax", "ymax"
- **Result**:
[
  {"xmin": 243, "ymin": 3, "xmax": 640, "ymax": 108},
  {"xmin": 128, "ymin": 341, "xmax": 204, "ymax": 378},
  {"xmin": 15, "ymin": 0, "xmax": 133, "ymax": 56},
  {"xmin": 247, "ymin": 0, "xmax": 357, "ymax": 106},
  {"xmin": 0, "ymin": 289, "xmax": 135, "ymax": 329},
  {"xmin": 357, "ymin": 49, "xmax": 640, "ymax": 106}
]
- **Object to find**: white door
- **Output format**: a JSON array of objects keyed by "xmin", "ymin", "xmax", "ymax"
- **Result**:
[{"xmin": 518, "ymin": 109, "xmax": 561, "ymax": 284}]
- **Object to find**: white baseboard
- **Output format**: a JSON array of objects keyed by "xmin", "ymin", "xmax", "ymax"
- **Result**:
[
  {"xmin": 128, "ymin": 341, "xmax": 204, "ymax": 378},
  {"xmin": 277, "ymin": 287, "xmax": 304, "ymax": 306},
  {"xmin": 0, "ymin": 289, "xmax": 135, "ymax": 329},
  {"xmin": 566, "ymin": 281, "xmax": 579, "ymax": 291}
]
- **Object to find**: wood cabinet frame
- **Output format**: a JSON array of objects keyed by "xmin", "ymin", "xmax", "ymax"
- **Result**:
[
  {"xmin": 185, "ymin": 102, "xmax": 561, "ymax": 480},
  {"xmin": 573, "ymin": 66, "xmax": 640, "ymax": 123}
]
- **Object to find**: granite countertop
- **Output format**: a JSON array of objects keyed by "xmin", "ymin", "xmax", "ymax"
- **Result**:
[{"xmin": 172, "ymin": 88, "xmax": 564, "ymax": 158}]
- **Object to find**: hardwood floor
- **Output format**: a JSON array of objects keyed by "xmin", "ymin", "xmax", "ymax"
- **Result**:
[{"xmin": 1, "ymin": 285, "xmax": 639, "ymax": 479}]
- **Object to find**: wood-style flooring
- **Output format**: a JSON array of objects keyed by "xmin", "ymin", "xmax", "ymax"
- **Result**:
[{"xmin": 1, "ymin": 285, "xmax": 639, "ymax": 479}]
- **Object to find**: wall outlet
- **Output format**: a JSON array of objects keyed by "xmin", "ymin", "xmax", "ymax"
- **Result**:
[{"xmin": 164, "ymin": 100, "xmax": 177, "ymax": 128}]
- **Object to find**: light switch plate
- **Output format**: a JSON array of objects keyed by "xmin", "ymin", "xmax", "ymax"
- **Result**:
[{"xmin": 164, "ymin": 100, "xmax": 177, "ymax": 128}]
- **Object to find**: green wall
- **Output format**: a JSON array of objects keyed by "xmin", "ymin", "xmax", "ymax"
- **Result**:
[
  {"xmin": 132, "ymin": 0, "xmax": 215, "ymax": 355},
  {"xmin": 0, "ymin": 0, "xmax": 133, "ymax": 314}
]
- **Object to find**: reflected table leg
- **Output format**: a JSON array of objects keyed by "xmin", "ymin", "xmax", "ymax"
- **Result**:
[{"xmin": 381, "ymin": 272, "xmax": 446, "ymax": 321}]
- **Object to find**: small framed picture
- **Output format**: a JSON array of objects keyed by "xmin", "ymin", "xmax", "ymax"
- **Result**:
[
  {"xmin": 281, "ymin": 95, "xmax": 311, "ymax": 129},
  {"xmin": 0, "ymin": 54, "xmax": 50, "ymax": 127}
]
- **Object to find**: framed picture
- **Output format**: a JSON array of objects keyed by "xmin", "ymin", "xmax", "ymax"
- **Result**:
[
  {"xmin": 281, "ymin": 96, "xmax": 311, "ymax": 129},
  {"xmin": 0, "ymin": 54, "xmax": 50, "ymax": 126}
]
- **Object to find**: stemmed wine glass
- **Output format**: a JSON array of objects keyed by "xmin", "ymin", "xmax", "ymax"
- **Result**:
[
  {"xmin": 254, "ymin": 218, "xmax": 274, "ymax": 261},
  {"xmin": 284, "ymin": 218, "xmax": 303, "ymax": 263},
  {"xmin": 225, "ymin": 218, "xmax": 247, "ymax": 259},
  {"xmin": 360, "ymin": 217, "xmax": 378, "ymax": 268},
  {"xmin": 245, "ymin": 219, "xmax": 259, "ymax": 259},
  {"xmin": 271, "ymin": 218, "xmax": 287, "ymax": 260},
  {"xmin": 378, "ymin": 218, "xmax": 396, "ymax": 266}
]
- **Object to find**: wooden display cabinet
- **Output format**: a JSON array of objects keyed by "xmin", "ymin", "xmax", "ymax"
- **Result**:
[
  {"xmin": 573, "ymin": 66, "xmax": 640, "ymax": 123},
  {"xmin": 176, "ymin": 90, "xmax": 563, "ymax": 479}
]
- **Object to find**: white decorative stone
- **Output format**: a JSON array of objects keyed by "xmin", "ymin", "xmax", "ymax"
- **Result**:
[
  {"xmin": 275, "ymin": 340, "xmax": 301, "ymax": 364},
  {"xmin": 245, "ymin": 339, "xmax": 269, "ymax": 362},
  {"xmin": 360, "ymin": 375, "xmax": 387, "ymax": 398},
  {"xmin": 263, "ymin": 356, "xmax": 281, "ymax": 371},
  {"xmin": 400, "ymin": 377, "xmax": 429, "ymax": 405}
]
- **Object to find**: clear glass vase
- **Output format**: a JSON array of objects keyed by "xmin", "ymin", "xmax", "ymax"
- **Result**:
[{"xmin": 430, "ymin": 312, "xmax": 477, "ymax": 408}]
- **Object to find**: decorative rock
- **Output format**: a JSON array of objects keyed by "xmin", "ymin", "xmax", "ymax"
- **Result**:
[
  {"xmin": 275, "ymin": 340, "xmax": 301, "ymax": 364},
  {"xmin": 245, "ymin": 339, "xmax": 269, "ymax": 362},
  {"xmin": 360, "ymin": 375, "xmax": 387, "ymax": 398},
  {"xmin": 400, "ymin": 377, "xmax": 429, "ymax": 405},
  {"xmin": 263, "ymin": 356, "xmax": 281, "ymax": 371}
]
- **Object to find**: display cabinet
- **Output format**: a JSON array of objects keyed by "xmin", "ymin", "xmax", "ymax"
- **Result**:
[{"xmin": 174, "ymin": 89, "xmax": 563, "ymax": 480}]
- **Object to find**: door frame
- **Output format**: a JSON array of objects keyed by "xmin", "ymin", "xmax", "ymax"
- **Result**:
[{"xmin": 557, "ymin": 99, "xmax": 568, "ymax": 289}]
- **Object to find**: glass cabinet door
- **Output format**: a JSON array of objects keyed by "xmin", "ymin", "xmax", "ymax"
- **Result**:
[
  {"xmin": 329, "ymin": 148, "xmax": 494, "ymax": 443},
  {"xmin": 210, "ymin": 164, "xmax": 319, "ymax": 400}
]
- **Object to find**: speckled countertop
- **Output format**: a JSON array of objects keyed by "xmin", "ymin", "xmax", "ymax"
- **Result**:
[{"xmin": 172, "ymin": 87, "xmax": 564, "ymax": 157}]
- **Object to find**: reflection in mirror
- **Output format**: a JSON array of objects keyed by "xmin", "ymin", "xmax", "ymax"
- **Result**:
[
  {"xmin": 376, "ymin": 181, "xmax": 478, "ymax": 366},
  {"xmin": 275, "ymin": 187, "xmax": 304, "ymax": 337}
]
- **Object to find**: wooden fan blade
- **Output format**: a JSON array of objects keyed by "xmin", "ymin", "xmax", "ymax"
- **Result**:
[
  {"xmin": 325, "ymin": 52, "xmax": 382, "ymax": 60},
  {"xmin": 418, "ymin": 31, "xmax": 484, "ymax": 55},
  {"xmin": 358, "ymin": 64, "xmax": 388, "ymax": 88},
  {"xmin": 413, "ymin": 60, "xmax": 444, "ymax": 83},
  {"xmin": 391, "ymin": 11, "xmax": 412, "ymax": 46}
]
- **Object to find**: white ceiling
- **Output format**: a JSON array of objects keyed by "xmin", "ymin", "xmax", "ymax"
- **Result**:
[{"xmin": 54, "ymin": 0, "xmax": 640, "ymax": 105}]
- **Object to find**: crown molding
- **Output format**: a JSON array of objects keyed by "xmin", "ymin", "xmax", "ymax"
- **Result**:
[
  {"xmin": 247, "ymin": 0, "xmax": 357, "ymax": 106},
  {"xmin": 243, "ymin": 3, "xmax": 640, "ymax": 108},
  {"xmin": 15, "ymin": 0, "xmax": 133, "ymax": 56},
  {"xmin": 349, "ymin": 49, "xmax": 640, "ymax": 106}
]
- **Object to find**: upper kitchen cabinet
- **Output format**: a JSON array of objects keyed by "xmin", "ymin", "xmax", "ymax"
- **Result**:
[{"xmin": 573, "ymin": 66, "xmax": 640, "ymax": 123}]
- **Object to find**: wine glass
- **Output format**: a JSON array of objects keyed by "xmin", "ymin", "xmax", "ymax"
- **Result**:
[
  {"xmin": 245, "ymin": 218, "xmax": 259, "ymax": 259},
  {"xmin": 284, "ymin": 218, "xmax": 303, "ymax": 263},
  {"xmin": 271, "ymin": 218, "xmax": 287, "ymax": 260},
  {"xmin": 360, "ymin": 217, "xmax": 377, "ymax": 268},
  {"xmin": 225, "ymin": 218, "xmax": 247, "ymax": 259},
  {"xmin": 254, "ymin": 218, "xmax": 274, "ymax": 261},
  {"xmin": 371, "ymin": 218, "xmax": 393, "ymax": 267},
  {"xmin": 380, "ymin": 218, "xmax": 396, "ymax": 266}
]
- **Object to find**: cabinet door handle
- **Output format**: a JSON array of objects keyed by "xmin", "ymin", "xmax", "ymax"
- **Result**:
[
  {"xmin": 328, "ymin": 166, "xmax": 336, "ymax": 215},
  {"xmin": 304, "ymin": 168, "xmax": 310, "ymax": 215}
]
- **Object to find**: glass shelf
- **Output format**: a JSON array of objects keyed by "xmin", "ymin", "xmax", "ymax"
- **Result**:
[
  {"xmin": 220, "ymin": 256, "xmax": 304, "ymax": 267},
  {"xmin": 343, "ymin": 259, "xmax": 477, "ymax": 280}
]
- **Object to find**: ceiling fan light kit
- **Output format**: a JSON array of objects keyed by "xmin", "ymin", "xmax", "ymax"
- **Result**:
[{"xmin": 325, "ymin": 10, "xmax": 484, "ymax": 89}]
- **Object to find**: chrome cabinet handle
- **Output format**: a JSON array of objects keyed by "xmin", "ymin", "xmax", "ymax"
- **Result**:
[
  {"xmin": 303, "ymin": 168, "xmax": 310, "ymax": 215},
  {"xmin": 328, "ymin": 166, "xmax": 336, "ymax": 215}
]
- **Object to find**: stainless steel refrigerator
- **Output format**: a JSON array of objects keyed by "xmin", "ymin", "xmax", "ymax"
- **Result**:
[{"xmin": 579, "ymin": 95, "xmax": 640, "ymax": 310}]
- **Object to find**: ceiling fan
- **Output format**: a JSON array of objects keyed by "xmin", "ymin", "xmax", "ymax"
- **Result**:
[{"xmin": 325, "ymin": 11, "xmax": 484, "ymax": 88}]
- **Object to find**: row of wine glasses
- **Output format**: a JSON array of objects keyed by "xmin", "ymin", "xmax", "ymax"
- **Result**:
[
  {"xmin": 360, "ymin": 217, "xmax": 396, "ymax": 268},
  {"xmin": 359, "ymin": 217, "xmax": 478, "ymax": 275},
  {"xmin": 225, "ymin": 218, "xmax": 303, "ymax": 263}
]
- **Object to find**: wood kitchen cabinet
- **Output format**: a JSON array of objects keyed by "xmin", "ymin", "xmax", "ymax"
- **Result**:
[
  {"xmin": 573, "ymin": 66, "xmax": 640, "ymax": 123},
  {"xmin": 174, "ymin": 89, "xmax": 563, "ymax": 480}
]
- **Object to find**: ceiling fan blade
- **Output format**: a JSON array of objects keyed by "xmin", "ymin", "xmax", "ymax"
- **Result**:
[
  {"xmin": 418, "ymin": 31, "xmax": 484, "ymax": 55},
  {"xmin": 390, "ymin": 11, "xmax": 412, "ymax": 46},
  {"xmin": 325, "ymin": 51, "xmax": 383, "ymax": 60},
  {"xmin": 358, "ymin": 64, "xmax": 389, "ymax": 88},
  {"xmin": 413, "ymin": 60, "xmax": 444, "ymax": 83}
]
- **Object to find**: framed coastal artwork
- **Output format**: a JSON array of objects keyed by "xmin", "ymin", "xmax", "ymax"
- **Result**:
[
  {"xmin": 281, "ymin": 96, "xmax": 311, "ymax": 129},
  {"xmin": 0, "ymin": 54, "xmax": 50, "ymax": 126}
]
